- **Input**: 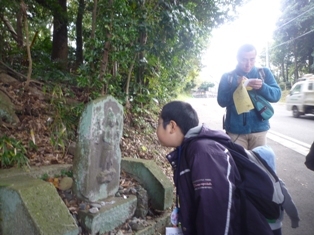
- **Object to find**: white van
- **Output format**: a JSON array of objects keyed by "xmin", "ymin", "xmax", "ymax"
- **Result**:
[{"xmin": 286, "ymin": 74, "xmax": 314, "ymax": 118}]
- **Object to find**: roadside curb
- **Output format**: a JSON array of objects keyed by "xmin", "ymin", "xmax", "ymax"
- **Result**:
[{"xmin": 268, "ymin": 130, "xmax": 310, "ymax": 156}]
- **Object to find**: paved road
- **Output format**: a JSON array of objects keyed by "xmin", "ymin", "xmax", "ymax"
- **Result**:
[{"xmin": 185, "ymin": 98, "xmax": 314, "ymax": 235}]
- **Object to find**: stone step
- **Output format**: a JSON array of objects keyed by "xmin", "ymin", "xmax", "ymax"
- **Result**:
[
  {"xmin": 79, "ymin": 195, "xmax": 137, "ymax": 234},
  {"xmin": 0, "ymin": 173, "xmax": 79, "ymax": 235}
]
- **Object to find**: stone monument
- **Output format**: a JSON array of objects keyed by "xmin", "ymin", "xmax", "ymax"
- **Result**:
[{"xmin": 73, "ymin": 95, "xmax": 123, "ymax": 202}]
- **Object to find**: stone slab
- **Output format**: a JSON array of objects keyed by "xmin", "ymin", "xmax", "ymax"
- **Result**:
[
  {"xmin": 133, "ymin": 212, "xmax": 171, "ymax": 235},
  {"xmin": 121, "ymin": 158, "xmax": 174, "ymax": 210},
  {"xmin": 0, "ymin": 175, "xmax": 79, "ymax": 235},
  {"xmin": 0, "ymin": 164, "xmax": 72, "ymax": 179},
  {"xmin": 78, "ymin": 195, "xmax": 137, "ymax": 235}
]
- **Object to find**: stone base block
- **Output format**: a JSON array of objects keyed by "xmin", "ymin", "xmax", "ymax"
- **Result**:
[
  {"xmin": 121, "ymin": 158, "xmax": 174, "ymax": 211},
  {"xmin": 0, "ymin": 175, "xmax": 79, "ymax": 235},
  {"xmin": 78, "ymin": 195, "xmax": 137, "ymax": 235}
]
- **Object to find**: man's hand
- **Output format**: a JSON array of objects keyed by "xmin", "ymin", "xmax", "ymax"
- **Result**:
[
  {"xmin": 237, "ymin": 76, "xmax": 247, "ymax": 85},
  {"xmin": 237, "ymin": 77, "xmax": 262, "ymax": 90},
  {"xmin": 247, "ymin": 78, "xmax": 263, "ymax": 90}
]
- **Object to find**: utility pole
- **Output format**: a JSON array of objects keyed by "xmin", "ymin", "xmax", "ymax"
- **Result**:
[{"xmin": 265, "ymin": 41, "xmax": 270, "ymax": 68}]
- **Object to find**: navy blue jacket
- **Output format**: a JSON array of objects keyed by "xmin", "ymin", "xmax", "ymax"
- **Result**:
[
  {"xmin": 217, "ymin": 66, "xmax": 281, "ymax": 134},
  {"xmin": 166, "ymin": 125, "xmax": 273, "ymax": 235}
]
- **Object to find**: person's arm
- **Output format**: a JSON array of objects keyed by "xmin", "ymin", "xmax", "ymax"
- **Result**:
[
  {"xmin": 279, "ymin": 179, "xmax": 300, "ymax": 228},
  {"xmin": 188, "ymin": 141, "xmax": 235, "ymax": 234},
  {"xmin": 256, "ymin": 68, "xmax": 281, "ymax": 102},
  {"xmin": 217, "ymin": 73, "xmax": 238, "ymax": 108}
]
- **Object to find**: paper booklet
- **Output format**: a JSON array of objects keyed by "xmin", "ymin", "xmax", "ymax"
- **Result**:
[{"xmin": 233, "ymin": 80, "xmax": 254, "ymax": 114}]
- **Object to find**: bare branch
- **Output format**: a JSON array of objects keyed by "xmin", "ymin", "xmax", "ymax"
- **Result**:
[{"xmin": 0, "ymin": 14, "xmax": 19, "ymax": 43}]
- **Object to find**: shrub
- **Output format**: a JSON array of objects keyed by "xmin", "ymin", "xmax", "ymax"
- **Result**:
[{"xmin": 0, "ymin": 136, "xmax": 29, "ymax": 168}]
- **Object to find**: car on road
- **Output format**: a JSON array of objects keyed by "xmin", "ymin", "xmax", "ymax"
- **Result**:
[{"xmin": 286, "ymin": 74, "xmax": 314, "ymax": 118}]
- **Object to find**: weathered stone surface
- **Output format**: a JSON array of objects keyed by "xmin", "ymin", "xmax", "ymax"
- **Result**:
[
  {"xmin": 0, "ymin": 72, "xmax": 17, "ymax": 83},
  {"xmin": 134, "ymin": 185, "xmax": 149, "ymax": 219},
  {"xmin": 0, "ymin": 90, "xmax": 20, "ymax": 124},
  {"xmin": 133, "ymin": 212, "xmax": 171, "ymax": 235},
  {"xmin": 0, "ymin": 164, "xmax": 72, "ymax": 180},
  {"xmin": 0, "ymin": 175, "xmax": 79, "ymax": 235},
  {"xmin": 0, "ymin": 151, "xmax": 172, "ymax": 235},
  {"xmin": 73, "ymin": 95, "xmax": 124, "ymax": 202},
  {"xmin": 121, "ymin": 158, "xmax": 174, "ymax": 210},
  {"xmin": 78, "ymin": 195, "xmax": 137, "ymax": 235},
  {"xmin": 59, "ymin": 176, "xmax": 73, "ymax": 191}
]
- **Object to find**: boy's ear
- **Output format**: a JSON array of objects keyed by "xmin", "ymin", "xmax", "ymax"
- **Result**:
[{"xmin": 169, "ymin": 120, "xmax": 178, "ymax": 134}]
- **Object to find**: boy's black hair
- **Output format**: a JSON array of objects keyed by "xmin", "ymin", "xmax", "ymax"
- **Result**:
[
  {"xmin": 237, "ymin": 44, "xmax": 257, "ymax": 59},
  {"xmin": 160, "ymin": 101, "xmax": 199, "ymax": 135}
]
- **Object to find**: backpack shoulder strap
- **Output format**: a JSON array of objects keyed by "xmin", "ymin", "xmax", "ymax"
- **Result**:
[
  {"xmin": 249, "ymin": 150, "xmax": 279, "ymax": 181},
  {"xmin": 226, "ymin": 70, "xmax": 236, "ymax": 85},
  {"xmin": 257, "ymin": 68, "xmax": 265, "ymax": 82}
]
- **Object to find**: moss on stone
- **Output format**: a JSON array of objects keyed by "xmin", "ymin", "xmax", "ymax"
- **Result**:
[{"xmin": 0, "ymin": 175, "xmax": 79, "ymax": 235}]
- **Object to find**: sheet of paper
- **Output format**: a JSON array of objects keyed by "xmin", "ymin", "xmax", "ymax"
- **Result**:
[
  {"xmin": 243, "ymin": 79, "xmax": 253, "ymax": 90},
  {"xmin": 233, "ymin": 82, "xmax": 254, "ymax": 114},
  {"xmin": 166, "ymin": 227, "xmax": 183, "ymax": 235}
]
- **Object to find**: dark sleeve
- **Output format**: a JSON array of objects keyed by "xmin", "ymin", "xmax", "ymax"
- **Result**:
[
  {"xmin": 305, "ymin": 141, "xmax": 314, "ymax": 171},
  {"xmin": 188, "ymin": 141, "xmax": 236, "ymax": 235},
  {"xmin": 257, "ymin": 68, "xmax": 281, "ymax": 102},
  {"xmin": 279, "ymin": 179, "xmax": 300, "ymax": 228}
]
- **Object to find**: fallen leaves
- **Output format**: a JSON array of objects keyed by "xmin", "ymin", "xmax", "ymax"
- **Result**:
[{"xmin": 47, "ymin": 177, "xmax": 60, "ymax": 188}]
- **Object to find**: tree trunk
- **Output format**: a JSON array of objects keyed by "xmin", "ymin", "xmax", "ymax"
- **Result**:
[
  {"xmin": 16, "ymin": 4, "xmax": 23, "ymax": 48},
  {"xmin": 293, "ymin": 42, "xmax": 298, "ymax": 83},
  {"xmin": 99, "ymin": 39, "xmax": 110, "ymax": 95},
  {"xmin": 98, "ymin": 0, "xmax": 112, "ymax": 95},
  {"xmin": 0, "ymin": 14, "xmax": 18, "ymax": 43},
  {"xmin": 136, "ymin": 1, "xmax": 148, "ymax": 92},
  {"xmin": 21, "ymin": 0, "xmax": 32, "ymax": 88},
  {"xmin": 285, "ymin": 63, "xmax": 289, "ymax": 85},
  {"xmin": 309, "ymin": 48, "xmax": 314, "ymax": 73},
  {"xmin": 281, "ymin": 61, "xmax": 285, "ymax": 82},
  {"xmin": 90, "ymin": 0, "xmax": 98, "ymax": 71},
  {"xmin": 51, "ymin": 0, "xmax": 68, "ymax": 70},
  {"xmin": 125, "ymin": 54, "xmax": 137, "ymax": 108},
  {"xmin": 91, "ymin": 0, "xmax": 97, "ymax": 40},
  {"xmin": 75, "ymin": 0, "xmax": 85, "ymax": 67}
]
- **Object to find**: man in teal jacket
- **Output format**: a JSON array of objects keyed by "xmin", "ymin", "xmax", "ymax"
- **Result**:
[{"xmin": 217, "ymin": 44, "xmax": 281, "ymax": 150}]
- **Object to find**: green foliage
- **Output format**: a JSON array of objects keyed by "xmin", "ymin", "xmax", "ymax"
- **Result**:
[
  {"xmin": 28, "ymin": 140, "xmax": 38, "ymax": 152},
  {"xmin": 280, "ymin": 90, "xmax": 290, "ymax": 102},
  {"xmin": 40, "ymin": 173, "xmax": 49, "ymax": 181},
  {"xmin": 279, "ymin": 82, "xmax": 287, "ymax": 91},
  {"xmin": 60, "ymin": 169, "xmax": 73, "ymax": 178},
  {"xmin": 272, "ymin": 0, "xmax": 314, "ymax": 81},
  {"xmin": 47, "ymin": 85, "xmax": 85, "ymax": 153},
  {"xmin": 1, "ymin": 0, "xmax": 249, "ymax": 150},
  {"xmin": 0, "ymin": 136, "xmax": 29, "ymax": 168},
  {"xmin": 198, "ymin": 81, "xmax": 215, "ymax": 91}
]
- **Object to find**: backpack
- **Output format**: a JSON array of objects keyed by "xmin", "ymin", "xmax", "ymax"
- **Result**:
[{"xmin": 204, "ymin": 136, "xmax": 284, "ymax": 220}]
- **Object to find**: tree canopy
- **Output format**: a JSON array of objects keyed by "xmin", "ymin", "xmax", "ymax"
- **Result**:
[
  {"xmin": 0, "ymin": 0, "xmax": 247, "ymax": 167},
  {"xmin": 0, "ymin": 0, "xmax": 244, "ymax": 108},
  {"xmin": 271, "ymin": 0, "xmax": 314, "ymax": 84}
]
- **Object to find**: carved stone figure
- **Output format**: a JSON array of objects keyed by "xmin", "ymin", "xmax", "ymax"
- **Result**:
[{"xmin": 73, "ymin": 96, "xmax": 123, "ymax": 202}]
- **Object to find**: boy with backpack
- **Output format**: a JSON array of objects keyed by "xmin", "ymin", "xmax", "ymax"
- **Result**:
[{"xmin": 157, "ymin": 100, "xmax": 275, "ymax": 235}]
